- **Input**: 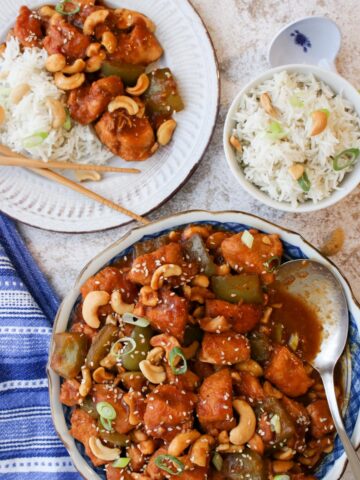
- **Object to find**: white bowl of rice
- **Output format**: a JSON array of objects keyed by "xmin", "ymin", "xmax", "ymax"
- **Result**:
[{"xmin": 223, "ymin": 64, "xmax": 360, "ymax": 212}]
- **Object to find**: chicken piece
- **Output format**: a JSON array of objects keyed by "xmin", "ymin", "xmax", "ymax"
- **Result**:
[
  {"xmin": 68, "ymin": 76, "xmax": 124, "ymax": 125},
  {"xmin": 128, "ymin": 444, "xmax": 146, "ymax": 472},
  {"xmin": 106, "ymin": 465, "xmax": 132, "ymax": 480},
  {"xmin": 70, "ymin": 303, "xmax": 99, "ymax": 341},
  {"xmin": 109, "ymin": 23, "xmax": 163, "ymax": 65},
  {"xmin": 135, "ymin": 288, "xmax": 189, "ymax": 341},
  {"xmin": 144, "ymin": 385, "xmax": 196, "ymax": 441},
  {"xmin": 91, "ymin": 384, "xmax": 133, "ymax": 434},
  {"xmin": 81, "ymin": 266, "xmax": 138, "ymax": 303},
  {"xmin": 14, "ymin": 6, "xmax": 43, "ymax": 48},
  {"xmin": 307, "ymin": 400, "xmax": 335, "ymax": 438},
  {"xmin": 197, "ymin": 369, "xmax": 236, "ymax": 434},
  {"xmin": 43, "ymin": 16, "xmax": 90, "ymax": 60},
  {"xmin": 60, "ymin": 379, "xmax": 81, "ymax": 407},
  {"xmin": 70, "ymin": 408, "xmax": 106, "ymax": 466},
  {"xmin": 233, "ymin": 371, "xmax": 265, "ymax": 403},
  {"xmin": 205, "ymin": 299, "xmax": 262, "ymax": 333},
  {"xmin": 264, "ymin": 346, "xmax": 314, "ymax": 397},
  {"xmin": 199, "ymin": 331, "xmax": 250, "ymax": 365},
  {"xmin": 95, "ymin": 110, "xmax": 156, "ymax": 161},
  {"xmin": 221, "ymin": 231, "xmax": 283, "ymax": 284},
  {"xmin": 165, "ymin": 364, "xmax": 200, "ymax": 391},
  {"xmin": 146, "ymin": 447, "xmax": 167, "ymax": 480},
  {"xmin": 282, "ymin": 396, "xmax": 310, "ymax": 451},
  {"xmin": 179, "ymin": 463, "xmax": 208, "ymax": 480}
]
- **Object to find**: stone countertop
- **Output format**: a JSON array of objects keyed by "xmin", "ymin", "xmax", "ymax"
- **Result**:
[{"xmin": 18, "ymin": 1, "xmax": 360, "ymax": 478}]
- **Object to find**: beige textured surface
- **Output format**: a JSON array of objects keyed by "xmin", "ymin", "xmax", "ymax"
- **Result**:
[{"xmin": 18, "ymin": 1, "xmax": 359, "ymax": 478}]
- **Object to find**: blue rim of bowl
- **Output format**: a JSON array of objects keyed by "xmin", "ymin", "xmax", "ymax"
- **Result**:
[{"xmin": 47, "ymin": 210, "xmax": 360, "ymax": 480}]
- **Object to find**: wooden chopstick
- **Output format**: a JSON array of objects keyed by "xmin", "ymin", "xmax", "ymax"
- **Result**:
[
  {"xmin": 0, "ymin": 154, "xmax": 140, "ymax": 174},
  {"xmin": 0, "ymin": 144, "xmax": 149, "ymax": 225}
]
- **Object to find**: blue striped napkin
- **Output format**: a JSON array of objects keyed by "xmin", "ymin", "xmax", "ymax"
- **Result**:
[{"xmin": 0, "ymin": 213, "xmax": 80, "ymax": 479}]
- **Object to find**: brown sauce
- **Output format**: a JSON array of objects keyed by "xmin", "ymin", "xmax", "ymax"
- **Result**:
[{"xmin": 268, "ymin": 286, "xmax": 323, "ymax": 361}]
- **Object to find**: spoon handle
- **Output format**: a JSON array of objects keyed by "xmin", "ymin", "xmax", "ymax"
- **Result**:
[{"xmin": 322, "ymin": 370, "xmax": 360, "ymax": 477}]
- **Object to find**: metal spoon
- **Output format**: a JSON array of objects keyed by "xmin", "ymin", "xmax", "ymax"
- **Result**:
[{"xmin": 276, "ymin": 259, "xmax": 360, "ymax": 477}]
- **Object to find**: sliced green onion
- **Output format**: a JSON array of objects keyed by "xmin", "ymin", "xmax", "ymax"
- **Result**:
[
  {"xmin": 212, "ymin": 452, "xmax": 223, "ymax": 472},
  {"xmin": 319, "ymin": 108, "xmax": 330, "ymax": 118},
  {"xmin": 55, "ymin": 0, "xmax": 80, "ymax": 15},
  {"xmin": 289, "ymin": 96, "xmax": 304, "ymax": 108},
  {"xmin": 154, "ymin": 455, "xmax": 185, "ymax": 476},
  {"xmin": 241, "ymin": 230, "xmax": 254, "ymax": 249},
  {"xmin": 298, "ymin": 171, "xmax": 311, "ymax": 192},
  {"xmin": 333, "ymin": 148, "xmax": 360, "ymax": 171},
  {"xmin": 263, "ymin": 256, "xmax": 281, "ymax": 273},
  {"xmin": 266, "ymin": 121, "xmax": 286, "ymax": 140},
  {"xmin": 100, "ymin": 416, "xmax": 113, "ymax": 432},
  {"xmin": 274, "ymin": 476, "xmax": 290, "ymax": 480},
  {"xmin": 274, "ymin": 323, "xmax": 284, "ymax": 343},
  {"xmin": 112, "ymin": 457, "xmax": 131, "ymax": 468},
  {"xmin": 169, "ymin": 347, "xmax": 187, "ymax": 375},
  {"xmin": 122, "ymin": 312, "xmax": 150, "ymax": 328},
  {"xmin": 288, "ymin": 332, "xmax": 299, "ymax": 351},
  {"xmin": 63, "ymin": 108, "xmax": 72, "ymax": 131},
  {"xmin": 111, "ymin": 337, "xmax": 137, "ymax": 358},
  {"xmin": 22, "ymin": 131, "xmax": 48, "ymax": 148},
  {"xmin": 96, "ymin": 401, "xmax": 116, "ymax": 420},
  {"xmin": 270, "ymin": 414, "xmax": 281, "ymax": 434}
]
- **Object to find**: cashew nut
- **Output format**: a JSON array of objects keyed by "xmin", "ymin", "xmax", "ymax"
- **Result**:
[
  {"xmin": 150, "ymin": 264, "xmax": 182, "ymax": 290},
  {"xmin": 62, "ymin": 59, "xmax": 86, "ymax": 74},
  {"xmin": 131, "ymin": 430, "xmax": 148, "ymax": 443},
  {"xmin": 102, "ymin": 31, "xmax": 117, "ymax": 54},
  {"xmin": 139, "ymin": 286, "xmax": 159, "ymax": 307},
  {"xmin": 123, "ymin": 392, "xmax": 143, "ymax": 425},
  {"xmin": 85, "ymin": 51, "xmax": 106, "ymax": 73},
  {"xmin": 100, "ymin": 350, "xmax": 118, "ymax": 369},
  {"xmin": 235, "ymin": 359, "xmax": 263, "ymax": 377},
  {"xmin": 260, "ymin": 92, "xmax": 278, "ymax": 118},
  {"xmin": 110, "ymin": 290, "xmax": 134, "ymax": 315},
  {"xmin": 146, "ymin": 347, "xmax": 164, "ymax": 365},
  {"xmin": 247, "ymin": 433, "xmax": 264, "ymax": 456},
  {"xmin": 0, "ymin": 106, "xmax": 5, "ymax": 126},
  {"xmin": 38, "ymin": 5, "xmax": 56, "ymax": 18},
  {"xmin": 75, "ymin": 170, "xmax": 102, "ymax": 182},
  {"xmin": 216, "ymin": 443, "xmax": 244, "ymax": 453},
  {"xmin": 54, "ymin": 72, "xmax": 85, "ymax": 91},
  {"xmin": 190, "ymin": 435, "xmax": 215, "ymax": 467},
  {"xmin": 86, "ymin": 42, "xmax": 102, "ymax": 57},
  {"xmin": 310, "ymin": 110, "xmax": 328, "ymax": 136},
  {"xmin": 10, "ymin": 83, "xmax": 31, "ymax": 104},
  {"xmin": 229, "ymin": 399, "xmax": 256, "ymax": 446},
  {"xmin": 215, "ymin": 264, "xmax": 231, "ymax": 276},
  {"xmin": 46, "ymin": 98, "xmax": 66, "ymax": 129},
  {"xmin": 272, "ymin": 460, "xmax": 295, "ymax": 473},
  {"xmin": 230, "ymin": 135, "xmax": 242, "ymax": 153},
  {"xmin": 199, "ymin": 316, "xmax": 231, "ymax": 333},
  {"xmin": 0, "ymin": 44, "xmax": 5, "ymax": 57},
  {"xmin": 88, "ymin": 436, "xmax": 120, "ymax": 461},
  {"xmin": 45, "ymin": 53, "xmax": 66, "ymax": 73},
  {"xmin": 191, "ymin": 275, "xmax": 210, "ymax": 288},
  {"xmin": 126, "ymin": 74, "xmax": 150, "ymax": 96},
  {"xmin": 82, "ymin": 290, "xmax": 110, "ymax": 329},
  {"xmin": 168, "ymin": 430, "xmax": 201, "ymax": 457},
  {"xmin": 139, "ymin": 359, "xmax": 166, "ymax": 384},
  {"xmin": 182, "ymin": 225, "xmax": 211, "ymax": 240},
  {"xmin": 157, "ymin": 119, "xmax": 177, "ymax": 146},
  {"xmin": 93, "ymin": 366, "xmax": 114, "ymax": 383},
  {"xmin": 263, "ymin": 381, "xmax": 283, "ymax": 399},
  {"xmin": 274, "ymin": 447, "xmax": 295, "ymax": 460},
  {"xmin": 288, "ymin": 164, "xmax": 304, "ymax": 181},
  {"xmin": 108, "ymin": 95, "xmax": 139, "ymax": 115},
  {"xmin": 138, "ymin": 439, "xmax": 156, "ymax": 455},
  {"xmin": 218, "ymin": 431, "xmax": 229, "ymax": 444},
  {"xmin": 182, "ymin": 341, "xmax": 199, "ymax": 360},
  {"xmin": 79, "ymin": 366, "xmax": 92, "ymax": 397},
  {"xmin": 83, "ymin": 10, "xmax": 110, "ymax": 36}
]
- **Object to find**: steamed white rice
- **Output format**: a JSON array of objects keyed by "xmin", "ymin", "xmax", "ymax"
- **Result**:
[
  {"xmin": 0, "ymin": 38, "xmax": 113, "ymax": 164},
  {"xmin": 233, "ymin": 70, "xmax": 360, "ymax": 206}
]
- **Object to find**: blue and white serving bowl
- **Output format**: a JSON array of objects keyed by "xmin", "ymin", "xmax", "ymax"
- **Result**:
[{"xmin": 47, "ymin": 210, "xmax": 360, "ymax": 480}]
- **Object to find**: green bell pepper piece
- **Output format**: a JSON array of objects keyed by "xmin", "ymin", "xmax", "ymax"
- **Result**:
[
  {"xmin": 86, "ymin": 324, "xmax": 118, "ymax": 370},
  {"xmin": 143, "ymin": 68, "xmax": 184, "ymax": 116},
  {"xmin": 121, "ymin": 326, "xmax": 152, "ymax": 371},
  {"xmin": 211, "ymin": 274, "xmax": 263, "ymax": 304},
  {"xmin": 101, "ymin": 61, "xmax": 145, "ymax": 87},
  {"xmin": 184, "ymin": 234, "xmax": 216, "ymax": 276},
  {"xmin": 51, "ymin": 332, "xmax": 88, "ymax": 379}
]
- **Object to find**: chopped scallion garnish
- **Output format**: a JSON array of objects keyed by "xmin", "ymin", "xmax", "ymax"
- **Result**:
[
  {"xmin": 100, "ymin": 416, "xmax": 113, "ymax": 432},
  {"xmin": 111, "ymin": 337, "xmax": 136, "ymax": 358},
  {"xmin": 270, "ymin": 414, "xmax": 281, "ymax": 434},
  {"xmin": 112, "ymin": 457, "xmax": 131, "ymax": 468},
  {"xmin": 154, "ymin": 455, "xmax": 185, "ymax": 476},
  {"xmin": 298, "ymin": 171, "xmax": 311, "ymax": 192},
  {"xmin": 288, "ymin": 332, "xmax": 299, "ymax": 351},
  {"xmin": 55, "ymin": 0, "xmax": 80, "ymax": 15},
  {"xmin": 212, "ymin": 453, "xmax": 223, "ymax": 472},
  {"xmin": 263, "ymin": 256, "xmax": 281, "ymax": 273},
  {"xmin": 22, "ymin": 131, "xmax": 48, "ymax": 148},
  {"xmin": 289, "ymin": 96, "xmax": 304, "ymax": 108},
  {"xmin": 96, "ymin": 401, "xmax": 116, "ymax": 420},
  {"xmin": 122, "ymin": 312, "xmax": 150, "ymax": 328},
  {"xmin": 266, "ymin": 121, "xmax": 286, "ymax": 140},
  {"xmin": 332, "ymin": 148, "xmax": 360, "ymax": 171},
  {"xmin": 241, "ymin": 230, "xmax": 254, "ymax": 249},
  {"xmin": 169, "ymin": 347, "xmax": 187, "ymax": 375},
  {"xmin": 63, "ymin": 108, "xmax": 72, "ymax": 131},
  {"xmin": 319, "ymin": 108, "xmax": 330, "ymax": 118},
  {"xmin": 273, "ymin": 476, "xmax": 291, "ymax": 480}
]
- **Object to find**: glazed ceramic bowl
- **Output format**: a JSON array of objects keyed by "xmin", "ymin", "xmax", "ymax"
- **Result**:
[
  {"xmin": 47, "ymin": 210, "xmax": 360, "ymax": 480},
  {"xmin": 223, "ymin": 64, "xmax": 360, "ymax": 212}
]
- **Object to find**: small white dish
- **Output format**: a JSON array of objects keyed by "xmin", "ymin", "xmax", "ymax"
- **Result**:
[
  {"xmin": 223, "ymin": 64, "xmax": 360, "ymax": 213},
  {"xmin": 268, "ymin": 16, "xmax": 341, "ymax": 72}
]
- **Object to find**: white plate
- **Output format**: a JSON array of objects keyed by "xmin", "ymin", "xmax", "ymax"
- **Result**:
[{"xmin": 0, "ymin": 0, "xmax": 219, "ymax": 232}]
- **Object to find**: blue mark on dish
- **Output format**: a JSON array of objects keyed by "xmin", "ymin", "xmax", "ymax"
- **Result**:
[{"xmin": 290, "ymin": 30, "xmax": 312, "ymax": 52}]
